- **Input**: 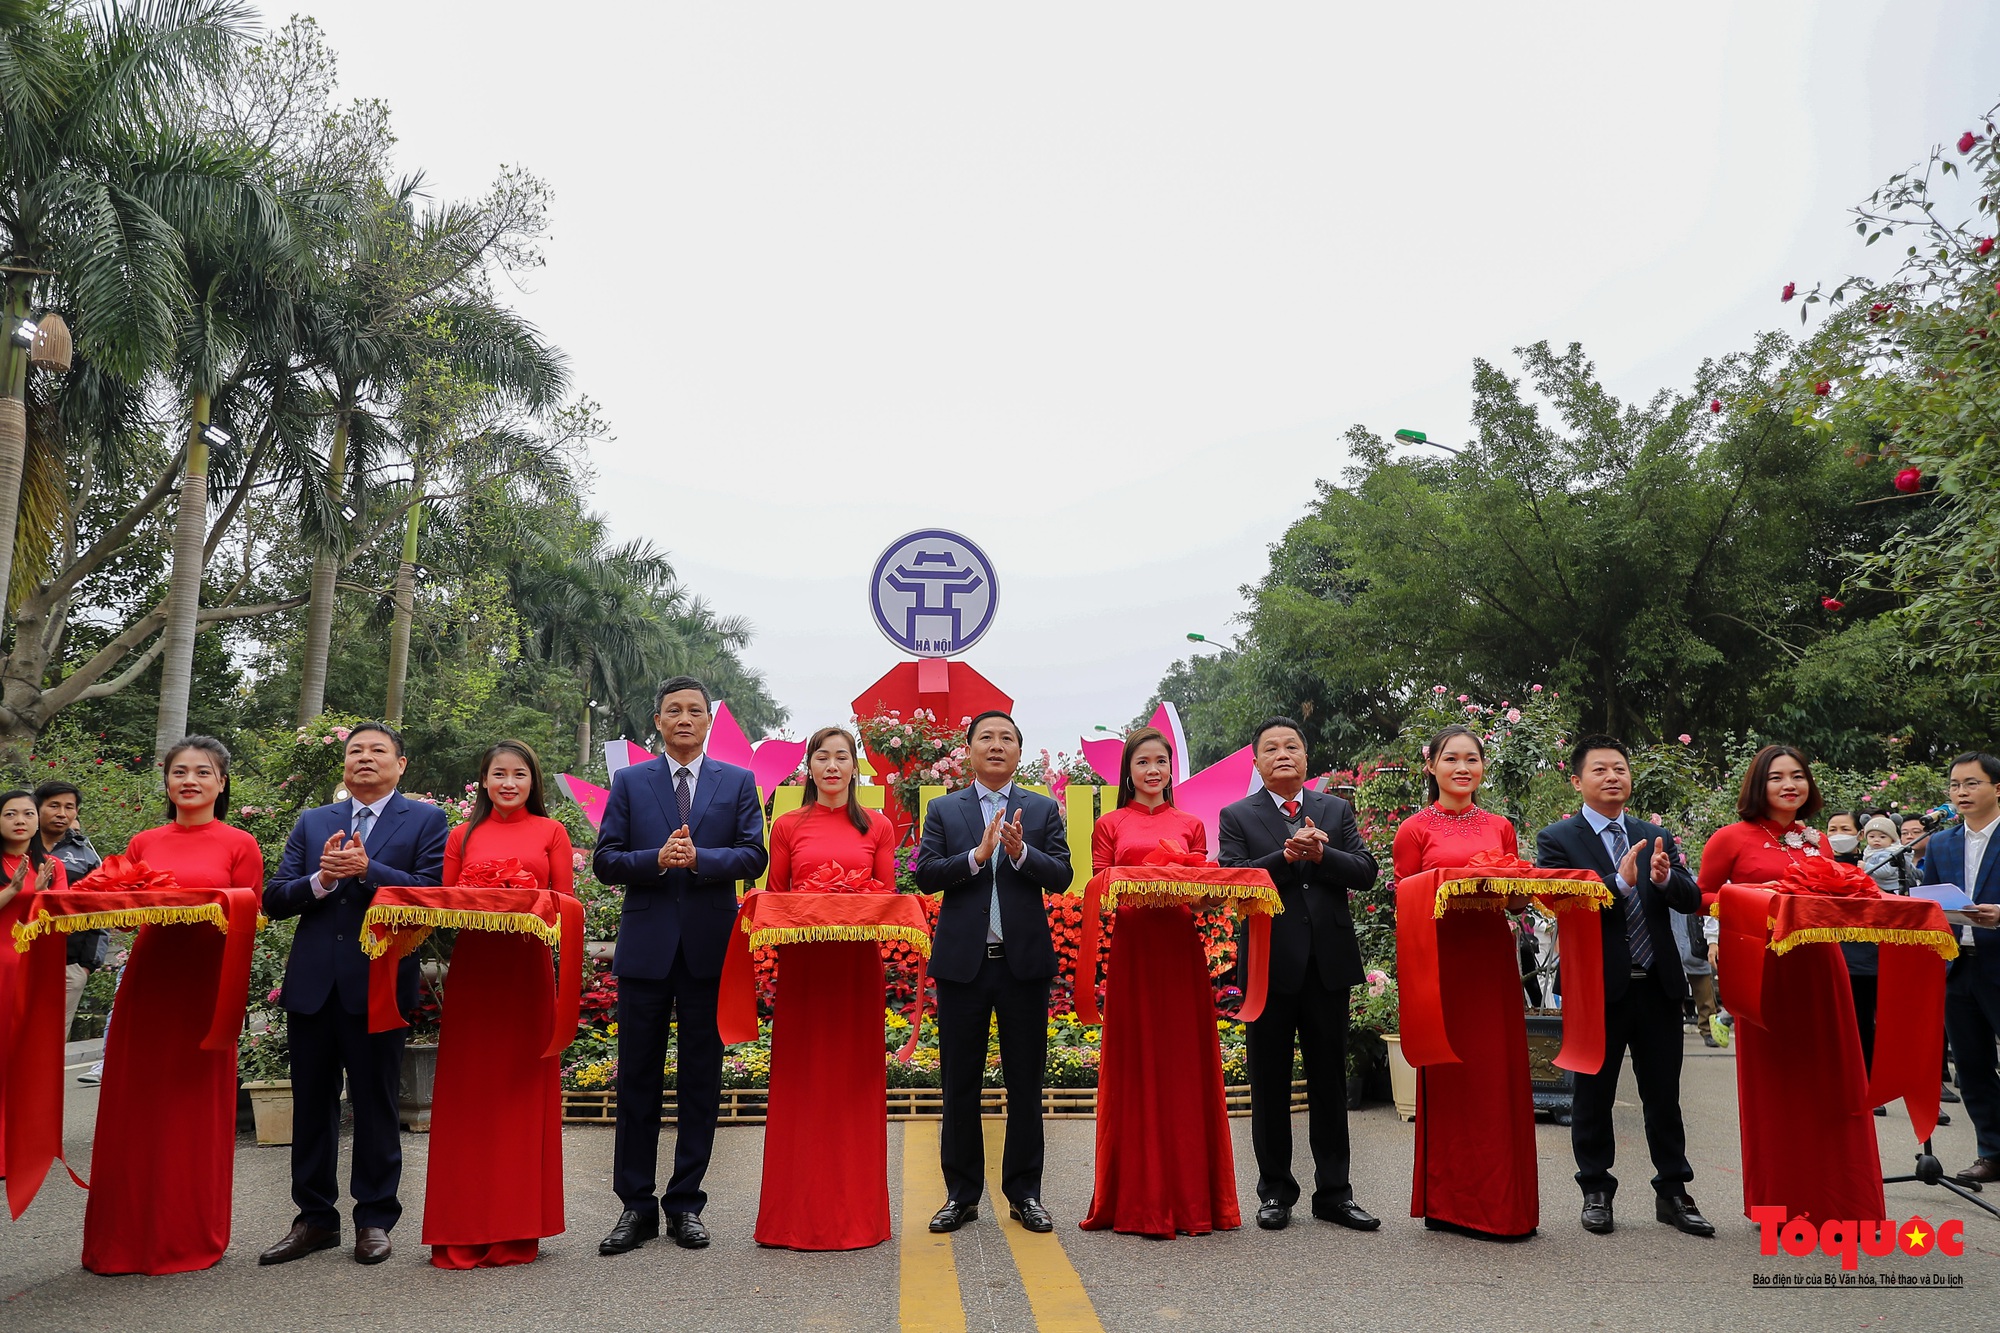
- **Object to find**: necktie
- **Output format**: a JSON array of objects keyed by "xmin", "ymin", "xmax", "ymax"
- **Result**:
[
  {"xmin": 352, "ymin": 806, "xmax": 374, "ymax": 849},
  {"xmin": 1608, "ymin": 819, "xmax": 1654, "ymax": 970},
  {"xmin": 1282, "ymin": 800, "xmax": 1301, "ymax": 821},
  {"xmin": 675, "ymin": 767, "xmax": 693, "ymax": 827},
  {"xmin": 985, "ymin": 792, "xmax": 1005, "ymax": 942}
]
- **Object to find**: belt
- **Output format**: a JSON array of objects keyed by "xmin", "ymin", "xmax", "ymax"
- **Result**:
[
  {"xmin": 1629, "ymin": 966, "xmax": 1651, "ymax": 979},
  {"xmin": 985, "ymin": 942, "xmax": 1006, "ymax": 959}
]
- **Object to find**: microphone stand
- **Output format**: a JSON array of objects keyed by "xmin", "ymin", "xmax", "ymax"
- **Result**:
[{"xmin": 1884, "ymin": 1139, "xmax": 2000, "ymax": 1219}]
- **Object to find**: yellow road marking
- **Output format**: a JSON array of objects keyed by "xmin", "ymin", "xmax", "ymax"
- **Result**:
[
  {"xmin": 899, "ymin": 1121, "xmax": 967, "ymax": 1333},
  {"xmin": 983, "ymin": 1129, "xmax": 1104, "ymax": 1333}
]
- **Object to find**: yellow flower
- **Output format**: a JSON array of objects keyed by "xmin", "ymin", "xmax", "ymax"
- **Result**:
[{"xmin": 607, "ymin": 1022, "xmax": 619, "ymax": 1036}]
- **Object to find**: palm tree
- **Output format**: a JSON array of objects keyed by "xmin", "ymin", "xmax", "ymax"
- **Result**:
[
  {"xmin": 292, "ymin": 180, "xmax": 567, "ymax": 723},
  {"xmin": 0, "ymin": 0, "xmax": 257, "ymax": 638}
]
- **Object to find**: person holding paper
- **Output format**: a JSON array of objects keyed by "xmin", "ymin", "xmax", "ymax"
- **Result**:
[{"xmin": 1925, "ymin": 752, "xmax": 2000, "ymax": 1184}]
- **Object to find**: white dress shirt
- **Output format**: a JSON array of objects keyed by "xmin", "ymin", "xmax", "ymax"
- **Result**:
[
  {"xmin": 664, "ymin": 752, "xmax": 704, "ymax": 814},
  {"xmin": 1967, "ymin": 813, "xmax": 1998, "ymax": 901},
  {"xmin": 967, "ymin": 780, "xmax": 1026, "ymax": 942}
]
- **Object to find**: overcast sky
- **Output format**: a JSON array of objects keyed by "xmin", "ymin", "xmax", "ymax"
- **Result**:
[{"xmin": 296, "ymin": 1, "xmax": 1998, "ymax": 752}]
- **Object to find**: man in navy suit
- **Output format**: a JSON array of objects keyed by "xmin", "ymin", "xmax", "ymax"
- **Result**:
[
  {"xmin": 1535, "ymin": 735, "xmax": 1711, "ymax": 1240},
  {"xmin": 595, "ymin": 676, "xmax": 768, "ymax": 1255},
  {"xmin": 258, "ymin": 722, "xmax": 449, "ymax": 1266},
  {"xmin": 1926, "ymin": 752, "xmax": 2000, "ymax": 1184},
  {"xmin": 916, "ymin": 710, "xmax": 1073, "ymax": 1235}
]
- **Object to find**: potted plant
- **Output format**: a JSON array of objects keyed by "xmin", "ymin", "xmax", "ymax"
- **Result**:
[
  {"xmin": 239, "ymin": 917, "xmax": 296, "ymax": 1144},
  {"xmin": 398, "ymin": 933, "xmax": 450, "ymax": 1131},
  {"xmin": 240, "ymin": 1011, "xmax": 293, "ymax": 1145}
]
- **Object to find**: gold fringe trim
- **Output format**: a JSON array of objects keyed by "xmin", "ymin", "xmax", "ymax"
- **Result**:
[
  {"xmin": 1103, "ymin": 879, "xmax": 1283, "ymax": 914},
  {"xmin": 357, "ymin": 904, "xmax": 562, "ymax": 959},
  {"xmin": 1433, "ymin": 876, "xmax": 1612, "ymax": 919},
  {"xmin": 1769, "ymin": 926, "xmax": 1960, "ymax": 961},
  {"xmin": 12, "ymin": 903, "xmax": 228, "ymax": 951},
  {"xmin": 742, "ymin": 923, "xmax": 934, "ymax": 958}
]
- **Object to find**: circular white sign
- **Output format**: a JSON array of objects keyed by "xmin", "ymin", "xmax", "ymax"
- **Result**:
[{"xmin": 868, "ymin": 529, "xmax": 999, "ymax": 658}]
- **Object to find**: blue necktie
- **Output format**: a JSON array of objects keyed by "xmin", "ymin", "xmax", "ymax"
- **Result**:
[
  {"xmin": 675, "ymin": 767, "xmax": 693, "ymax": 827},
  {"xmin": 985, "ymin": 792, "xmax": 1005, "ymax": 942},
  {"xmin": 1608, "ymin": 819, "xmax": 1654, "ymax": 970},
  {"xmin": 352, "ymin": 806, "xmax": 374, "ymax": 849}
]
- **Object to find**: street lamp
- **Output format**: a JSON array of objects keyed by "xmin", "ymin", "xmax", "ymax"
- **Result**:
[
  {"xmin": 1186, "ymin": 631, "xmax": 1239, "ymax": 651},
  {"xmin": 1394, "ymin": 427, "xmax": 1461, "ymax": 457},
  {"xmin": 1092, "ymin": 724, "xmax": 1117, "ymax": 734}
]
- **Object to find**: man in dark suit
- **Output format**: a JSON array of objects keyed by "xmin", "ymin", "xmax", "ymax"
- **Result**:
[
  {"xmin": 259, "ymin": 722, "xmax": 449, "ymax": 1266},
  {"xmin": 916, "ymin": 710, "xmax": 1074, "ymax": 1234},
  {"xmin": 1927, "ymin": 752, "xmax": 2000, "ymax": 1184},
  {"xmin": 1535, "ymin": 734, "xmax": 1711, "ymax": 1239},
  {"xmin": 1218, "ymin": 717, "xmax": 1379, "ymax": 1233},
  {"xmin": 594, "ymin": 676, "xmax": 768, "ymax": 1255}
]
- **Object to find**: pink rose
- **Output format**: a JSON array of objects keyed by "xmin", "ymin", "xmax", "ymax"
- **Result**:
[
  {"xmin": 1678, "ymin": 734, "xmax": 1692, "ymax": 745},
  {"xmin": 1781, "ymin": 282, "xmax": 1796, "ymax": 302}
]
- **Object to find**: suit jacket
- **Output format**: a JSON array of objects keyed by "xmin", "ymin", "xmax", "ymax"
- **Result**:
[
  {"xmin": 1217, "ymin": 788, "xmax": 1374, "ymax": 995},
  {"xmin": 264, "ymin": 791, "xmax": 450, "ymax": 1017},
  {"xmin": 915, "ymin": 783, "xmax": 1074, "ymax": 984},
  {"xmin": 1535, "ymin": 810, "xmax": 1700, "ymax": 1003},
  {"xmin": 593, "ymin": 756, "xmax": 768, "ymax": 981},
  {"xmin": 1923, "ymin": 821, "xmax": 2000, "ymax": 984}
]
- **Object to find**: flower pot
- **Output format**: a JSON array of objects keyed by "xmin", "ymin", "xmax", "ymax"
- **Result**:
[
  {"xmin": 244, "ymin": 1080, "xmax": 294, "ymax": 1146},
  {"xmin": 399, "ymin": 1042, "xmax": 439, "ymax": 1132},
  {"xmin": 1382, "ymin": 1033, "xmax": 1418, "ymax": 1123}
]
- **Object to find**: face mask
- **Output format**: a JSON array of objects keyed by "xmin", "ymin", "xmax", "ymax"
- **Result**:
[{"xmin": 1829, "ymin": 834, "xmax": 1859, "ymax": 854}]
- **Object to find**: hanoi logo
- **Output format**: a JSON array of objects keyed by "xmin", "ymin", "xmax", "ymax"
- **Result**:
[{"xmin": 869, "ymin": 529, "xmax": 999, "ymax": 658}]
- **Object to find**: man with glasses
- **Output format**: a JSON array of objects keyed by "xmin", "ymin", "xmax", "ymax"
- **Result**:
[{"xmin": 1923, "ymin": 753, "xmax": 2000, "ymax": 1183}]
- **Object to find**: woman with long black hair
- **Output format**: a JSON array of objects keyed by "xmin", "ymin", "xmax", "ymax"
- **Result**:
[{"xmin": 423, "ymin": 740, "xmax": 576, "ymax": 1268}]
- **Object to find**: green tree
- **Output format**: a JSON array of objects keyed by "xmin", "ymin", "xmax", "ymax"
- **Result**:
[{"xmin": 1794, "ymin": 101, "xmax": 2000, "ymax": 712}]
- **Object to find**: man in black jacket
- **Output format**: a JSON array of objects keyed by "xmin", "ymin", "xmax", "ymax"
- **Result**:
[
  {"xmin": 1535, "ymin": 735, "xmax": 1713, "ymax": 1240},
  {"xmin": 1218, "ymin": 717, "xmax": 1379, "ymax": 1233},
  {"xmin": 915, "ymin": 710, "xmax": 1074, "ymax": 1235}
]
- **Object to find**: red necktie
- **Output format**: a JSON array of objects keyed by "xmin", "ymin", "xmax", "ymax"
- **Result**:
[{"xmin": 1282, "ymin": 800, "xmax": 1300, "ymax": 820}]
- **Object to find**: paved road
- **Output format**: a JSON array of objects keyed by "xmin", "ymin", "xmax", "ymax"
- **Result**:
[{"xmin": 3, "ymin": 1038, "xmax": 1993, "ymax": 1332}]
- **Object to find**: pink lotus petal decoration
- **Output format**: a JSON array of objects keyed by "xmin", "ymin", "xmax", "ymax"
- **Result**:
[
  {"xmin": 554, "ymin": 773, "xmax": 611, "ymax": 829},
  {"xmin": 1173, "ymin": 745, "xmax": 1259, "ymax": 862},
  {"xmin": 708, "ymin": 701, "xmax": 808, "ymax": 803},
  {"xmin": 1079, "ymin": 702, "xmax": 1192, "ymax": 785},
  {"xmin": 604, "ymin": 739, "xmax": 650, "ymax": 778}
]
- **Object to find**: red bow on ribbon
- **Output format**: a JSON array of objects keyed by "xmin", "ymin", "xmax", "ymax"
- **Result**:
[
  {"xmin": 455, "ymin": 858, "xmax": 540, "ymax": 890},
  {"xmin": 1141, "ymin": 839, "xmax": 1208, "ymax": 868},
  {"xmin": 71, "ymin": 854, "xmax": 182, "ymax": 893},
  {"xmin": 796, "ymin": 862, "xmax": 889, "ymax": 895},
  {"xmin": 1778, "ymin": 856, "xmax": 1883, "ymax": 899},
  {"xmin": 1461, "ymin": 848, "xmax": 1536, "ymax": 875}
]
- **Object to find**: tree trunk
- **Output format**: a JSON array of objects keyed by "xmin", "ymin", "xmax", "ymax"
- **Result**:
[
  {"xmin": 0, "ymin": 282, "xmax": 33, "ymax": 638},
  {"xmin": 383, "ymin": 491, "xmax": 422, "ymax": 725},
  {"xmin": 153, "ymin": 394, "xmax": 212, "ymax": 757},
  {"xmin": 575, "ymin": 653, "xmax": 594, "ymax": 770},
  {"xmin": 296, "ymin": 406, "xmax": 350, "ymax": 723}
]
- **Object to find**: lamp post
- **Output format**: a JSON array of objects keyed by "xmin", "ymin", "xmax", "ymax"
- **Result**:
[
  {"xmin": 1185, "ymin": 631, "xmax": 1240, "ymax": 651},
  {"xmin": 1394, "ymin": 426, "xmax": 1461, "ymax": 457},
  {"xmin": 0, "ymin": 264, "xmax": 72, "ymax": 634}
]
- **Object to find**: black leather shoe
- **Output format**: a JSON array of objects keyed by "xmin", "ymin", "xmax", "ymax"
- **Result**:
[
  {"xmin": 1312, "ymin": 1199, "xmax": 1381, "ymax": 1231},
  {"xmin": 929, "ymin": 1200, "xmax": 977, "ymax": 1233},
  {"xmin": 1942, "ymin": 1082, "xmax": 1962, "ymax": 1104},
  {"xmin": 666, "ymin": 1213, "xmax": 710, "ymax": 1249},
  {"xmin": 1657, "ymin": 1193, "xmax": 1715, "ymax": 1237},
  {"xmin": 1581, "ymin": 1191, "xmax": 1614, "ymax": 1234},
  {"xmin": 1009, "ymin": 1198, "xmax": 1054, "ymax": 1233},
  {"xmin": 1938, "ymin": 1110, "xmax": 1953, "ymax": 1126},
  {"xmin": 1255, "ymin": 1201, "xmax": 1290, "ymax": 1230},
  {"xmin": 258, "ymin": 1222, "xmax": 340, "ymax": 1265},
  {"xmin": 598, "ymin": 1209, "xmax": 659, "ymax": 1255}
]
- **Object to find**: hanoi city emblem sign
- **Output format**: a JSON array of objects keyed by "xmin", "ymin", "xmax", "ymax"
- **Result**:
[{"xmin": 868, "ymin": 529, "xmax": 999, "ymax": 658}]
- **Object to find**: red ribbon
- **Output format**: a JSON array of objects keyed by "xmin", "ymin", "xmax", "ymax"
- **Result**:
[
  {"xmin": 1718, "ymin": 880, "xmax": 1949, "ymax": 1139},
  {"xmin": 716, "ymin": 889, "xmax": 935, "ymax": 1060},
  {"xmin": 4, "ymin": 884, "xmax": 258, "ymax": 1219},
  {"xmin": 1394, "ymin": 864, "xmax": 1608, "ymax": 1076},
  {"xmin": 362, "ymin": 887, "xmax": 583, "ymax": 1059},
  {"xmin": 456, "ymin": 858, "xmax": 541, "ymax": 890},
  {"xmin": 1074, "ymin": 841, "xmax": 1278, "ymax": 1026}
]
